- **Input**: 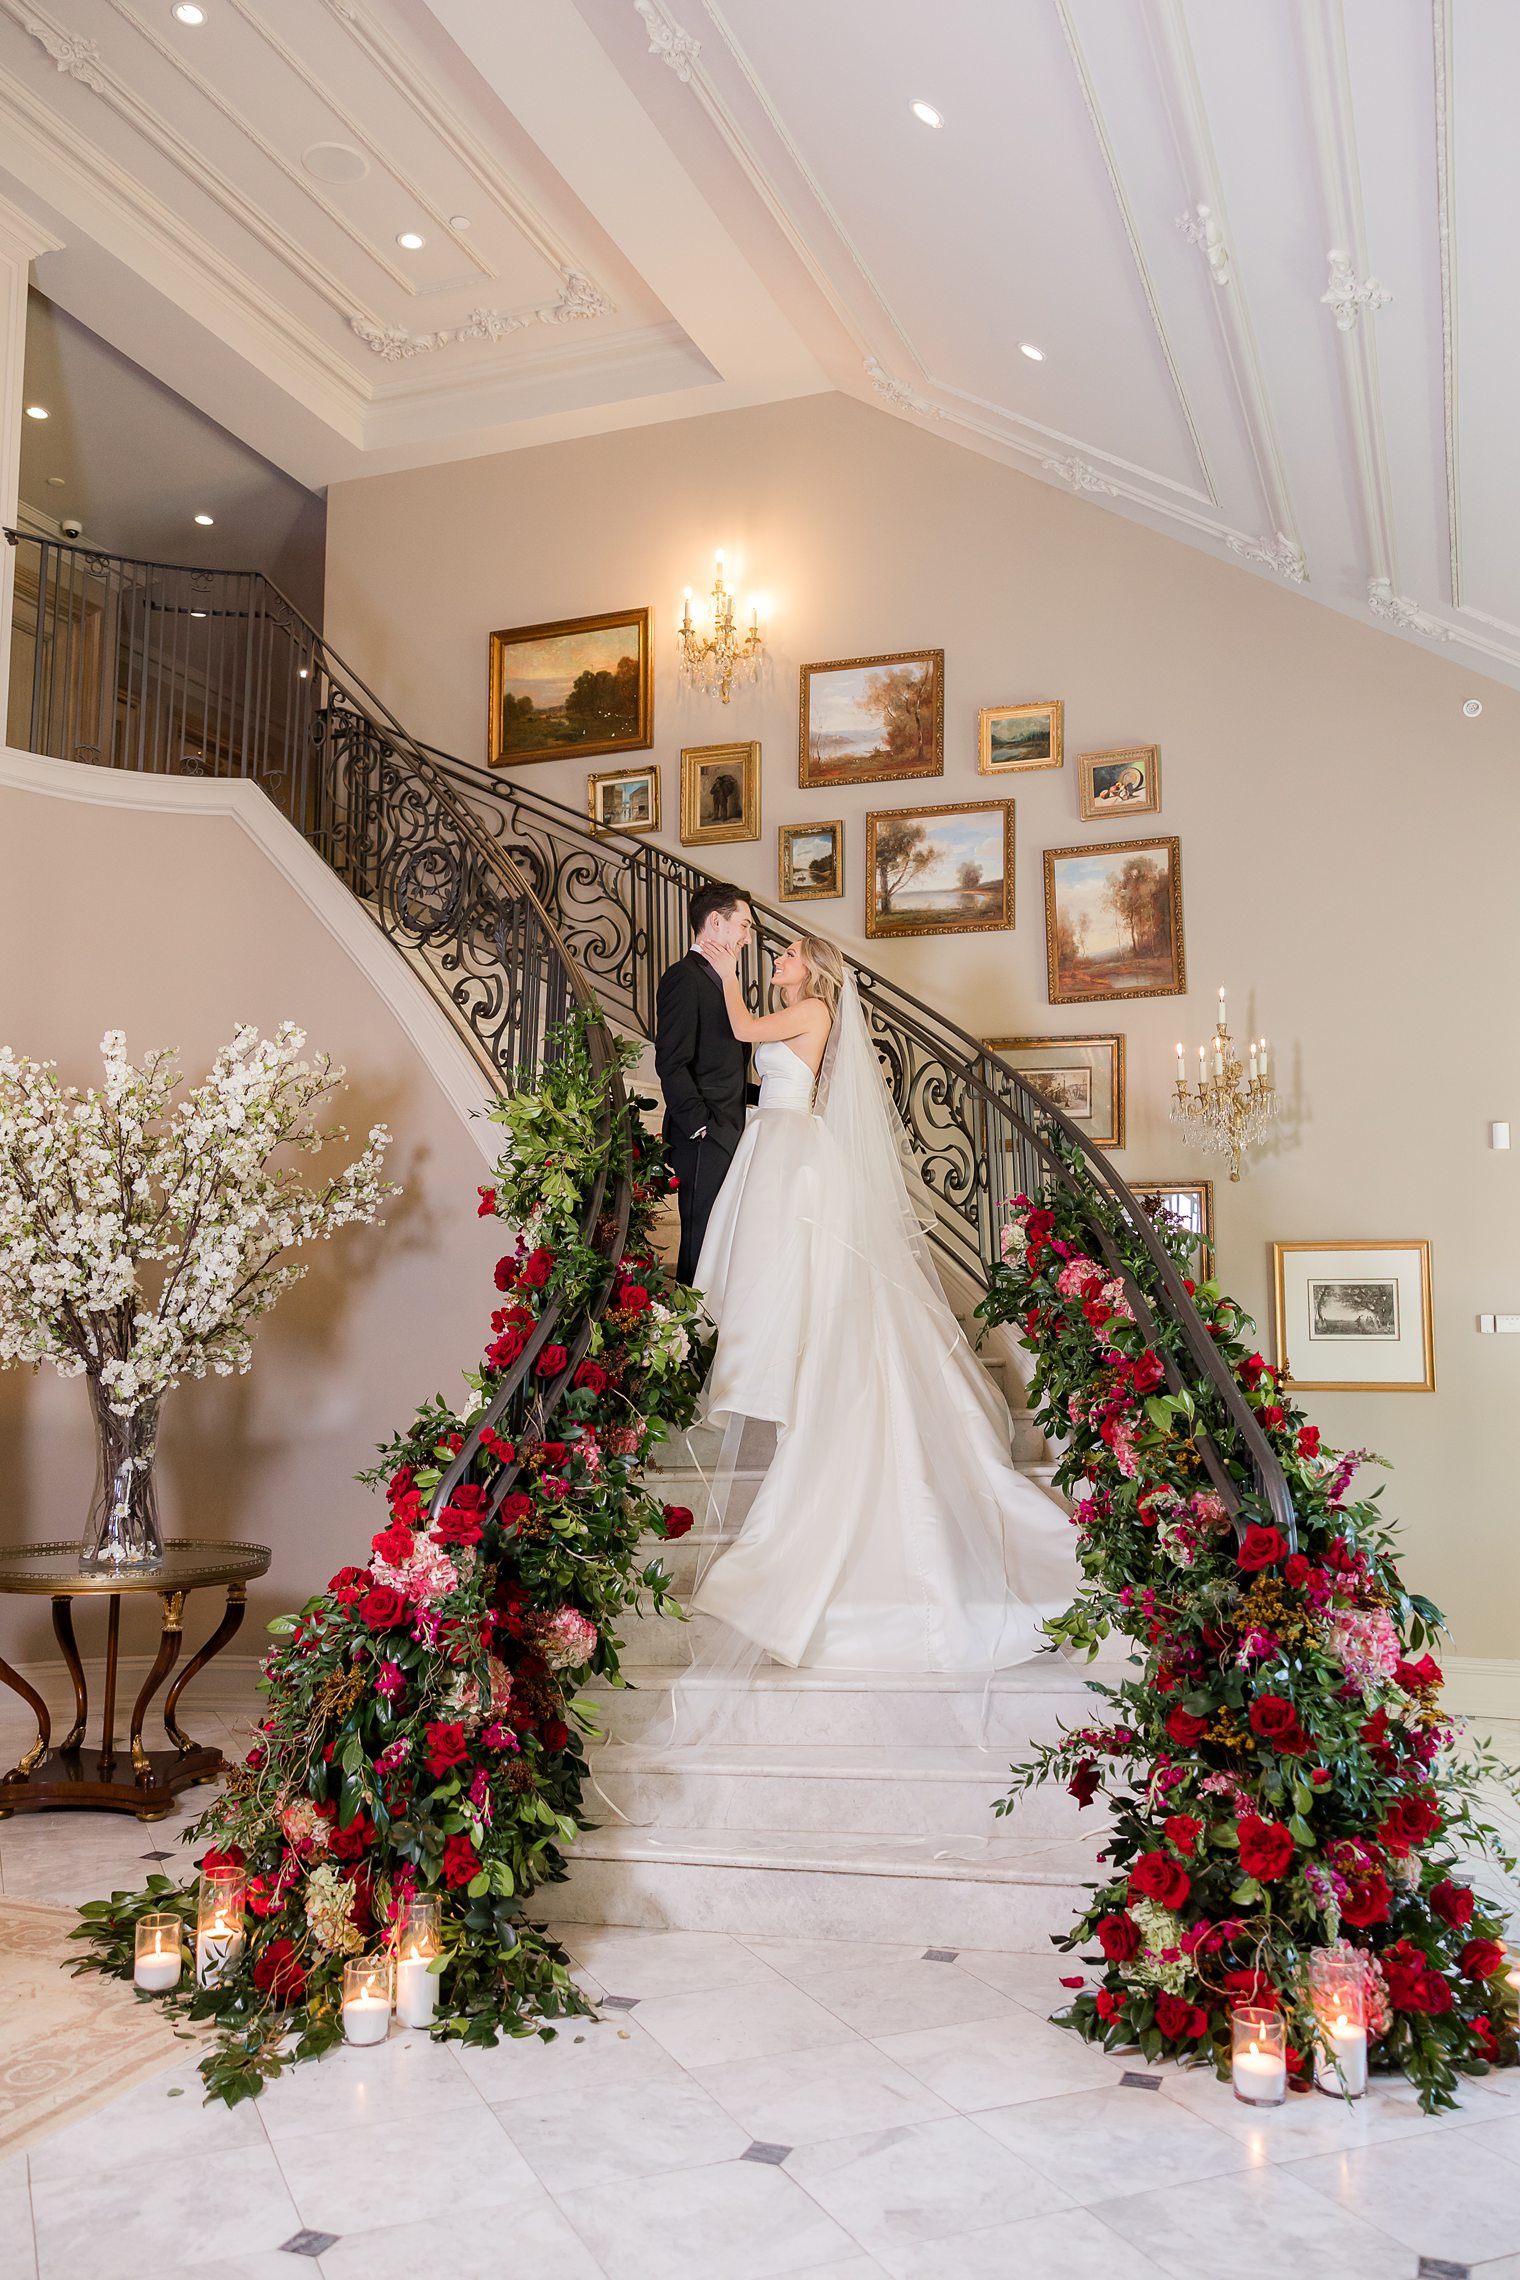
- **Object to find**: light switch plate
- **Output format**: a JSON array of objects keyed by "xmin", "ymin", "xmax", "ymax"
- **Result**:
[
  {"xmin": 1493, "ymin": 1122, "xmax": 1511, "ymax": 1150},
  {"xmin": 1479, "ymin": 1314, "xmax": 1520, "ymax": 1333}
]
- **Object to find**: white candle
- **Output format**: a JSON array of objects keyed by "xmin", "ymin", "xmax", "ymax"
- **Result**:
[
  {"xmin": 1218, "ymin": 985, "xmax": 1227, "ymax": 1025},
  {"xmin": 1315, "ymin": 2014, "xmax": 1367, "ymax": 2097},
  {"xmin": 196, "ymin": 1916, "xmax": 238, "ymax": 1987},
  {"xmin": 342, "ymin": 1993, "xmax": 391, "ymax": 2047},
  {"xmin": 1175, "ymin": 1042, "xmax": 1184, "ymax": 1080},
  {"xmin": 1213, "ymin": 1038, "xmax": 1224, "ymax": 1077},
  {"xmin": 395, "ymin": 1954, "xmax": 438, "ymax": 2029},
  {"xmin": 1233, "ymin": 2040, "xmax": 1286, "ymax": 2103},
  {"xmin": 135, "ymin": 1946, "xmax": 182, "ymax": 1993},
  {"xmin": 1249, "ymin": 1042, "xmax": 1259, "ymax": 1082},
  {"xmin": 1258, "ymin": 1037, "xmax": 1268, "ymax": 1079}
]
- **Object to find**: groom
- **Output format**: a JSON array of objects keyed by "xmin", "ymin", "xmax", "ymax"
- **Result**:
[{"xmin": 655, "ymin": 882, "xmax": 756, "ymax": 1285}]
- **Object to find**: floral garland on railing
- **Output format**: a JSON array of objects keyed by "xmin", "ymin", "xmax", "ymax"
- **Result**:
[
  {"xmin": 981, "ymin": 1154, "xmax": 1519, "ymax": 2113},
  {"xmin": 72, "ymin": 1019, "xmax": 710, "ymax": 2105}
]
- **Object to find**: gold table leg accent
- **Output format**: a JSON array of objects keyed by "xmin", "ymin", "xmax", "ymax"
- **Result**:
[
  {"xmin": 131, "ymin": 1591, "xmax": 184, "ymax": 1780},
  {"xmin": 51, "ymin": 1596, "xmax": 88, "ymax": 1753},
  {"xmin": 163, "ymin": 1582, "xmax": 247, "ymax": 1754},
  {"xmin": 0, "ymin": 1650, "xmax": 51, "ymax": 1786}
]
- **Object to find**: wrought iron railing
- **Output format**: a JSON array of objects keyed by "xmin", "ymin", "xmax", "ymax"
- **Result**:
[{"xmin": 4, "ymin": 530, "xmax": 1293, "ymax": 1548}]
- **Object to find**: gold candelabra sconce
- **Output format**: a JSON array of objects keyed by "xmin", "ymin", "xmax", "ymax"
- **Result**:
[
  {"xmin": 677, "ymin": 551, "xmax": 764, "ymax": 704},
  {"xmin": 1171, "ymin": 986, "xmax": 1277, "ymax": 1182}
]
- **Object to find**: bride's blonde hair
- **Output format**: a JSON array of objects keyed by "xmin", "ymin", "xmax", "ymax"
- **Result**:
[{"xmin": 786, "ymin": 933, "xmax": 844, "ymax": 1018}]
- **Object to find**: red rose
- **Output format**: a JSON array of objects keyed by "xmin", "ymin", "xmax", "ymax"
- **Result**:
[
  {"xmin": 252, "ymin": 1937, "xmax": 306, "ymax": 2005},
  {"xmin": 1129, "ymin": 1851, "xmax": 1191, "ymax": 1909},
  {"xmin": 1223, "ymin": 1968, "xmax": 1278, "ymax": 2010},
  {"xmin": 618, "ymin": 1284, "xmax": 652, "ymax": 1315},
  {"xmin": 358, "ymin": 1585, "xmax": 408, "ymax": 1631},
  {"xmin": 1395, "ymin": 1654, "xmax": 1443, "ymax": 1693},
  {"xmin": 1237, "ymin": 1525, "xmax": 1286, "ymax": 1573},
  {"xmin": 540, "ymin": 1717, "xmax": 570, "ymax": 1753},
  {"xmin": 574, "ymin": 1360, "xmax": 609, "ymax": 1394},
  {"xmin": 1309, "ymin": 1767, "xmax": 1332, "ymax": 1786},
  {"xmin": 535, "ymin": 1344, "xmax": 569, "ymax": 1379},
  {"xmin": 477, "ymin": 1186, "xmax": 498, "ymax": 1217},
  {"xmin": 1096, "ymin": 1912, "xmax": 1143, "ymax": 1962},
  {"xmin": 1249, "ymin": 1695, "xmax": 1309, "ymax": 1756},
  {"xmin": 425, "ymin": 1721, "xmax": 470, "ymax": 1777},
  {"xmin": 370, "ymin": 1524, "xmax": 415, "ymax": 1568},
  {"xmin": 499, "ymin": 1493, "xmax": 534, "ymax": 1530},
  {"xmin": 520, "ymin": 1247, "xmax": 555, "ymax": 1289},
  {"xmin": 1472, "ymin": 2014, "xmax": 1501, "ymax": 2064},
  {"xmin": 1155, "ymin": 1992, "xmax": 1208, "ymax": 2041},
  {"xmin": 329, "ymin": 1565, "xmax": 368, "ymax": 1606},
  {"xmin": 1429, "ymin": 1879, "xmax": 1475, "ymax": 1930},
  {"xmin": 1284, "ymin": 1553, "xmax": 1312, "ymax": 1590},
  {"xmin": 1378, "ymin": 1793, "xmax": 1442, "ymax": 1857},
  {"xmin": 1257, "ymin": 1404, "xmax": 1287, "ymax": 1430},
  {"xmin": 441, "ymin": 1833, "xmax": 481, "ymax": 1887},
  {"xmin": 662, "ymin": 1504, "xmax": 695, "ymax": 1540},
  {"xmin": 1131, "ymin": 1350, "xmax": 1165, "ymax": 1394},
  {"xmin": 328, "ymin": 1812, "xmax": 374, "ymax": 1864},
  {"xmin": 1095, "ymin": 1988, "xmax": 1123, "ymax": 2021},
  {"xmin": 493, "ymin": 1255, "xmax": 517, "ymax": 1292},
  {"xmin": 1461, "ymin": 1938, "xmax": 1506, "ymax": 1982},
  {"xmin": 1165, "ymin": 1706, "xmax": 1210, "ymax": 1747},
  {"xmin": 1338, "ymin": 1863, "xmax": 1391, "ymax": 1928},
  {"xmin": 1296, "ymin": 1425, "xmax": 1321, "ymax": 1457},
  {"xmin": 1067, "ymin": 1757, "xmax": 1100, "ymax": 1809},
  {"xmin": 1237, "ymin": 1814, "xmax": 1295, "ymax": 1882},
  {"xmin": 1239, "ymin": 1352, "xmax": 1267, "ymax": 1388},
  {"xmin": 485, "ymin": 1329, "xmax": 528, "ymax": 1372},
  {"xmin": 449, "ymin": 1482, "xmax": 490, "ymax": 1512},
  {"xmin": 200, "ymin": 1844, "xmax": 245, "ymax": 1874},
  {"xmin": 433, "ymin": 1504, "xmax": 484, "ymax": 1550},
  {"xmin": 1025, "ymin": 1209, "xmax": 1055, "ymax": 1243},
  {"xmin": 1163, "ymin": 1814, "xmax": 1202, "ymax": 1858}
]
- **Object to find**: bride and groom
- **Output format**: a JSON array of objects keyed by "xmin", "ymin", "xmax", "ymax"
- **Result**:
[{"xmin": 654, "ymin": 883, "xmax": 1073, "ymax": 1676}]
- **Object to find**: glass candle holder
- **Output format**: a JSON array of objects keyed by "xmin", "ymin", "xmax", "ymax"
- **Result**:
[
  {"xmin": 1231, "ymin": 2008, "xmax": 1287, "ymax": 2106},
  {"xmin": 195, "ymin": 1866, "xmax": 245, "ymax": 1987},
  {"xmin": 134, "ymin": 1910, "xmax": 183, "ymax": 1993},
  {"xmin": 394, "ymin": 1895, "xmax": 442, "ymax": 2030},
  {"xmin": 342, "ymin": 1957, "xmax": 391, "ymax": 2046},
  {"xmin": 1309, "ymin": 1950, "xmax": 1368, "ymax": 2098}
]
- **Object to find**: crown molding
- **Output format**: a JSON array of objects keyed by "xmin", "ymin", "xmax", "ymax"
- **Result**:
[
  {"xmin": 634, "ymin": 0, "xmax": 701, "ymax": 81},
  {"xmin": 1432, "ymin": 0, "xmax": 1462, "ymax": 609},
  {"xmin": 1041, "ymin": 454, "xmax": 1118, "ymax": 497},
  {"xmin": 351, "ymin": 272, "xmax": 614, "ymax": 361}
]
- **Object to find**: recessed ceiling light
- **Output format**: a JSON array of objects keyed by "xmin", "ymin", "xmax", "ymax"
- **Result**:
[
  {"xmin": 25, "ymin": 404, "xmax": 47, "ymax": 419},
  {"xmin": 909, "ymin": 100, "xmax": 943, "ymax": 128},
  {"xmin": 1463, "ymin": 697, "xmax": 1483, "ymax": 717},
  {"xmin": 396, "ymin": 230, "xmax": 425, "ymax": 251},
  {"xmin": 193, "ymin": 512, "xmax": 214, "ymax": 525},
  {"xmin": 171, "ymin": 3, "xmax": 206, "ymax": 22},
  {"xmin": 1020, "ymin": 342, "xmax": 1045, "ymax": 361},
  {"xmin": 46, "ymin": 474, "xmax": 65, "ymax": 487},
  {"xmin": 449, "ymin": 214, "xmax": 471, "ymax": 231}
]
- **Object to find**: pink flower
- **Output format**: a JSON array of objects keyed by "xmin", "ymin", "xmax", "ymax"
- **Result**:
[
  {"xmin": 374, "ymin": 1660, "xmax": 405, "ymax": 1699},
  {"xmin": 1323, "ymin": 1607, "xmax": 1400, "ymax": 1689},
  {"xmin": 481, "ymin": 1721, "xmax": 520, "ymax": 1752},
  {"xmin": 539, "ymin": 1606, "xmax": 598, "ymax": 1671},
  {"xmin": 375, "ymin": 1736, "xmax": 411, "ymax": 1774}
]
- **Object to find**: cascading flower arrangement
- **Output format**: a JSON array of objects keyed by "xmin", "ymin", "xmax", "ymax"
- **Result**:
[
  {"xmin": 73, "ymin": 1019, "xmax": 709, "ymax": 2105},
  {"xmin": 982, "ymin": 1158, "xmax": 1519, "ymax": 2113},
  {"xmin": 0, "ymin": 1026, "xmax": 392, "ymax": 1569}
]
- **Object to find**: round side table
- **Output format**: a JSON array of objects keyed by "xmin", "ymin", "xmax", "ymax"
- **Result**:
[{"xmin": 0, "ymin": 1538, "xmax": 271, "ymax": 1821}]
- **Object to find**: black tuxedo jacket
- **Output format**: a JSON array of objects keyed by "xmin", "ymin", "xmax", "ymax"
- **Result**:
[{"xmin": 654, "ymin": 950, "xmax": 751, "ymax": 1154}]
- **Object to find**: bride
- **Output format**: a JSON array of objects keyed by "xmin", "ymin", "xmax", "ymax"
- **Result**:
[{"xmin": 687, "ymin": 930, "xmax": 1075, "ymax": 1673}]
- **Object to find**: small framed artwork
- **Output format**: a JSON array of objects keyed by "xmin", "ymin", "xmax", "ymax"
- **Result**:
[
  {"xmin": 1044, "ymin": 836, "xmax": 1185, "ymax": 1004},
  {"xmin": 1273, "ymin": 1241, "xmax": 1435, "ymax": 1392},
  {"xmin": 866, "ymin": 799, "xmax": 1013, "ymax": 939},
  {"xmin": 1131, "ymin": 1179, "xmax": 1215, "ymax": 1281},
  {"xmin": 979, "ymin": 700, "xmax": 1063, "ymax": 775},
  {"xmin": 587, "ymin": 763, "xmax": 660, "ymax": 836},
  {"xmin": 778, "ymin": 820, "xmax": 844, "ymax": 902},
  {"xmin": 489, "ymin": 607, "xmax": 652, "ymax": 767},
  {"xmin": 681, "ymin": 741, "xmax": 760, "ymax": 847},
  {"xmin": 985, "ymin": 1034, "xmax": 1125, "ymax": 1149},
  {"xmin": 800, "ymin": 650, "xmax": 943, "ymax": 788},
  {"xmin": 1078, "ymin": 744, "xmax": 1161, "ymax": 821}
]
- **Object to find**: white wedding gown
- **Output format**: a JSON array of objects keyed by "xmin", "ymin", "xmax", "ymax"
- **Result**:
[{"xmin": 687, "ymin": 1006, "xmax": 1076, "ymax": 1673}]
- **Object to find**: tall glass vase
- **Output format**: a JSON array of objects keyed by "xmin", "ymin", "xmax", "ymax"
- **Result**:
[{"xmin": 80, "ymin": 1385, "xmax": 165, "ymax": 1572}]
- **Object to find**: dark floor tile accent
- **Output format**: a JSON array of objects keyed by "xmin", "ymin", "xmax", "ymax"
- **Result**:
[
  {"xmin": 922, "ymin": 1948, "xmax": 959, "ymax": 1963},
  {"xmin": 1119, "ymin": 2071, "xmax": 1162, "ymax": 2091},
  {"xmin": 140, "ymin": 1850, "xmax": 173, "ymax": 1863},
  {"xmin": 601, "ymin": 1994, "xmax": 640, "ymax": 2010},
  {"xmin": 280, "ymin": 2232, "xmax": 339, "ymax": 2257},
  {"xmin": 742, "ymin": 2142, "xmax": 792, "ymax": 2166},
  {"xmin": 1417, "ymin": 2261, "xmax": 1470, "ymax": 2280}
]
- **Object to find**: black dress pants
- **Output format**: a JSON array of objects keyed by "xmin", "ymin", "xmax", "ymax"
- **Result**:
[{"xmin": 668, "ymin": 1132, "xmax": 735, "ymax": 1287}]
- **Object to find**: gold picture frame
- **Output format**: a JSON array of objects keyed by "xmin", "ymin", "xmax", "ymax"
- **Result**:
[
  {"xmin": 866, "ymin": 799, "xmax": 1013, "ymax": 939},
  {"xmin": 778, "ymin": 820, "xmax": 844, "ymax": 902},
  {"xmin": 986, "ymin": 1034, "xmax": 1125, "ymax": 1149},
  {"xmin": 1131, "ymin": 1178, "xmax": 1215, "ymax": 1281},
  {"xmin": 587, "ymin": 763, "xmax": 660, "ymax": 836},
  {"xmin": 1272, "ymin": 1240, "xmax": 1435, "ymax": 1393},
  {"xmin": 1078, "ymin": 744, "xmax": 1161, "ymax": 821},
  {"xmin": 799, "ymin": 649, "xmax": 944, "ymax": 789},
  {"xmin": 488, "ymin": 606, "xmax": 652, "ymax": 767},
  {"xmin": 979, "ymin": 700, "xmax": 1063, "ymax": 775},
  {"xmin": 680, "ymin": 741, "xmax": 761, "ymax": 847},
  {"xmin": 1043, "ymin": 836, "xmax": 1186, "ymax": 1004}
]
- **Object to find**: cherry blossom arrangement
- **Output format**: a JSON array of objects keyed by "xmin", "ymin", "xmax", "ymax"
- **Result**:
[
  {"xmin": 73, "ymin": 1020, "xmax": 708, "ymax": 2105},
  {"xmin": 0, "ymin": 1026, "xmax": 392, "ymax": 1569},
  {"xmin": 983, "ymin": 1164, "xmax": 1519, "ymax": 2112}
]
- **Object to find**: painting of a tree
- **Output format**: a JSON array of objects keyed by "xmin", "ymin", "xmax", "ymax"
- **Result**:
[
  {"xmin": 867, "ymin": 801, "xmax": 1013, "ymax": 939},
  {"xmin": 800, "ymin": 651, "xmax": 943, "ymax": 787},
  {"xmin": 874, "ymin": 818, "xmax": 936, "ymax": 913},
  {"xmin": 1045, "ymin": 839, "xmax": 1185, "ymax": 1003},
  {"xmin": 489, "ymin": 609, "xmax": 651, "ymax": 766}
]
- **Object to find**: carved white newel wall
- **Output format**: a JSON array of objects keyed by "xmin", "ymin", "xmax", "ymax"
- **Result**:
[{"xmin": 0, "ymin": 196, "xmax": 63, "ymax": 682}]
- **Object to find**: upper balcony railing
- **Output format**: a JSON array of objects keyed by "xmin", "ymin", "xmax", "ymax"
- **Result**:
[{"xmin": 4, "ymin": 528, "xmax": 1294, "ymax": 1550}]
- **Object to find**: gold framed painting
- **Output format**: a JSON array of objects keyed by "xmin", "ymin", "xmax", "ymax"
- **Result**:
[
  {"xmin": 799, "ymin": 649, "xmax": 943, "ymax": 789},
  {"xmin": 1131, "ymin": 1178, "xmax": 1215, "ymax": 1281},
  {"xmin": 1043, "ymin": 836, "xmax": 1185, "ymax": 1004},
  {"xmin": 979, "ymin": 700, "xmax": 1063, "ymax": 775},
  {"xmin": 778, "ymin": 820, "xmax": 844, "ymax": 902},
  {"xmin": 488, "ymin": 607, "xmax": 652, "ymax": 767},
  {"xmin": 1272, "ymin": 1240, "xmax": 1435, "ymax": 1393},
  {"xmin": 866, "ymin": 799, "xmax": 1013, "ymax": 939},
  {"xmin": 1078, "ymin": 744, "xmax": 1161, "ymax": 821},
  {"xmin": 986, "ymin": 1034, "xmax": 1125, "ymax": 1149},
  {"xmin": 587, "ymin": 763, "xmax": 660, "ymax": 836},
  {"xmin": 681, "ymin": 741, "xmax": 760, "ymax": 847}
]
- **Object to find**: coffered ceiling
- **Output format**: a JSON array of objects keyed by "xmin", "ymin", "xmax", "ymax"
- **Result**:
[{"xmin": 2, "ymin": 0, "xmax": 1515, "ymax": 684}]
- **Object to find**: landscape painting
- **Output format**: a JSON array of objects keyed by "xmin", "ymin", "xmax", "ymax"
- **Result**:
[
  {"xmin": 1273, "ymin": 1240, "xmax": 1435, "ymax": 1392},
  {"xmin": 489, "ymin": 608, "xmax": 651, "ymax": 766},
  {"xmin": 979, "ymin": 700, "xmax": 1063, "ymax": 775},
  {"xmin": 800, "ymin": 650, "xmax": 943, "ymax": 788},
  {"xmin": 1044, "ymin": 836, "xmax": 1185, "ymax": 1003},
  {"xmin": 866, "ymin": 799, "xmax": 1013, "ymax": 939},
  {"xmin": 779, "ymin": 820, "xmax": 844, "ymax": 901},
  {"xmin": 985, "ymin": 1032, "xmax": 1125, "ymax": 1147}
]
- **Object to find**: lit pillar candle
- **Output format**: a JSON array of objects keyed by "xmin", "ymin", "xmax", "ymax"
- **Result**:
[
  {"xmin": 1315, "ymin": 2013, "xmax": 1368, "ymax": 2098},
  {"xmin": 134, "ymin": 1911, "xmax": 183, "ymax": 1993},
  {"xmin": 342, "ymin": 1958, "xmax": 391, "ymax": 2046},
  {"xmin": 394, "ymin": 1895, "xmax": 442, "ymax": 2030},
  {"xmin": 1231, "ymin": 2008, "xmax": 1287, "ymax": 2106},
  {"xmin": 196, "ymin": 1867, "xmax": 244, "ymax": 1988}
]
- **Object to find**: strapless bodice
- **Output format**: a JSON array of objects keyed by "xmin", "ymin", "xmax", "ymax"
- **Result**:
[{"xmin": 754, "ymin": 1039, "xmax": 817, "ymax": 1112}]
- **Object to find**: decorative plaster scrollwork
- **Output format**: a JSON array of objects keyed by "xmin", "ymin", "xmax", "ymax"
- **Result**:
[
  {"xmin": 1226, "ymin": 532, "xmax": 1308, "ymax": 584},
  {"xmin": 351, "ymin": 275, "xmax": 614, "ymax": 360},
  {"xmin": 863, "ymin": 357, "xmax": 940, "ymax": 418},
  {"xmin": 22, "ymin": 18, "xmax": 106, "ymax": 89},
  {"xmin": 1366, "ymin": 578, "xmax": 1452, "ymax": 638},
  {"xmin": 1321, "ymin": 249, "xmax": 1392, "ymax": 334},
  {"xmin": 633, "ymin": 0, "xmax": 700, "ymax": 81},
  {"xmin": 1175, "ymin": 203, "xmax": 1230, "ymax": 286},
  {"xmin": 1040, "ymin": 455, "xmax": 1118, "ymax": 497}
]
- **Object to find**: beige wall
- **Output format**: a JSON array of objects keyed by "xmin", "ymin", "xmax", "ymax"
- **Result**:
[
  {"xmin": 0, "ymin": 762, "xmax": 501, "ymax": 1669},
  {"xmin": 326, "ymin": 391, "xmax": 1520, "ymax": 1665}
]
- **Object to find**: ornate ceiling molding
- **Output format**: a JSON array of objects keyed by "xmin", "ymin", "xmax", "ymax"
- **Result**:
[
  {"xmin": 22, "ymin": 17, "xmax": 104, "ymax": 88},
  {"xmin": 1367, "ymin": 578, "xmax": 1452, "ymax": 638},
  {"xmin": 1226, "ymin": 531, "xmax": 1307, "ymax": 583},
  {"xmin": 1432, "ymin": 0, "xmax": 1462, "ymax": 608},
  {"xmin": 1320, "ymin": 249, "xmax": 1392, "ymax": 333},
  {"xmin": 634, "ymin": 0, "xmax": 701, "ymax": 82},
  {"xmin": 1041, "ymin": 454, "xmax": 1118, "ymax": 496},
  {"xmin": 1175, "ymin": 203, "xmax": 1230, "ymax": 286},
  {"xmin": 352, "ymin": 273, "xmax": 614, "ymax": 361},
  {"xmin": 863, "ymin": 357, "xmax": 940, "ymax": 417}
]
